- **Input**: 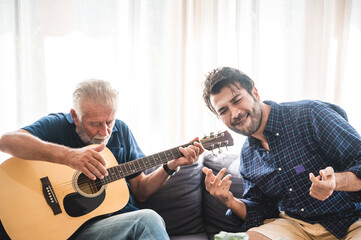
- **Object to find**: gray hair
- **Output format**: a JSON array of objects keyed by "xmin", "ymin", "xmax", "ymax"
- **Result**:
[{"xmin": 72, "ymin": 79, "xmax": 118, "ymax": 118}]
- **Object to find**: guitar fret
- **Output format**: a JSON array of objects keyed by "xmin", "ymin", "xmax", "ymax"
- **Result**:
[
  {"xmin": 133, "ymin": 159, "xmax": 141, "ymax": 170},
  {"xmin": 153, "ymin": 154, "xmax": 161, "ymax": 165},
  {"xmin": 140, "ymin": 158, "xmax": 148, "ymax": 169},
  {"xmin": 171, "ymin": 148, "xmax": 181, "ymax": 159},
  {"xmin": 149, "ymin": 156, "xmax": 156, "ymax": 167},
  {"xmin": 99, "ymin": 178, "xmax": 105, "ymax": 186},
  {"xmin": 126, "ymin": 162, "xmax": 133, "ymax": 174},
  {"xmin": 165, "ymin": 150, "xmax": 173, "ymax": 161},
  {"xmin": 145, "ymin": 158, "xmax": 151, "ymax": 168},
  {"xmin": 106, "ymin": 168, "xmax": 115, "ymax": 183},
  {"xmin": 143, "ymin": 156, "xmax": 151, "ymax": 167},
  {"xmin": 158, "ymin": 152, "xmax": 166, "ymax": 163},
  {"xmin": 116, "ymin": 165, "xmax": 124, "ymax": 178},
  {"xmin": 128, "ymin": 162, "xmax": 136, "ymax": 174},
  {"xmin": 114, "ymin": 166, "xmax": 122, "ymax": 178},
  {"xmin": 120, "ymin": 164, "xmax": 128, "ymax": 176},
  {"xmin": 169, "ymin": 149, "xmax": 177, "ymax": 159}
]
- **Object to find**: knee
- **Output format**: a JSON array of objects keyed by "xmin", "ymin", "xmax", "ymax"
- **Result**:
[
  {"xmin": 133, "ymin": 210, "xmax": 169, "ymax": 239},
  {"xmin": 246, "ymin": 231, "xmax": 271, "ymax": 240},
  {"xmin": 138, "ymin": 209, "xmax": 165, "ymax": 227}
]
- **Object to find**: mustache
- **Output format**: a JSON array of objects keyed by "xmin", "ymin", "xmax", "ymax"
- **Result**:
[
  {"xmin": 93, "ymin": 135, "xmax": 108, "ymax": 140},
  {"xmin": 92, "ymin": 134, "xmax": 110, "ymax": 141},
  {"xmin": 91, "ymin": 134, "xmax": 111, "ymax": 145}
]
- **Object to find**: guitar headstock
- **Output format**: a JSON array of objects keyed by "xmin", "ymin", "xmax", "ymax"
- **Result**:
[{"xmin": 200, "ymin": 131, "xmax": 234, "ymax": 152}]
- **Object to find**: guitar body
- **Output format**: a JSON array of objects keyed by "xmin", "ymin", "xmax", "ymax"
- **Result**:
[
  {"xmin": 0, "ymin": 146, "xmax": 129, "ymax": 240},
  {"xmin": 0, "ymin": 131, "xmax": 233, "ymax": 239}
]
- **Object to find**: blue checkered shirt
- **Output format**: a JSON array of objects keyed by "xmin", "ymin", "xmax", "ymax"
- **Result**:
[{"xmin": 227, "ymin": 100, "xmax": 361, "ymax": 239}]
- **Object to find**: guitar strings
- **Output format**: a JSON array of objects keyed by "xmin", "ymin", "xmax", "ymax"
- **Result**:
[
  {"xmin": 51, "ymin": 158, "xmax": 168, "ymax": 194},
  {"xmin": 51, "ymin": 162, "xmax": 159, "ymax": 194},
  {"xmin": 51, "ymin": 141, "xmax": 223, "ymax": 195}
]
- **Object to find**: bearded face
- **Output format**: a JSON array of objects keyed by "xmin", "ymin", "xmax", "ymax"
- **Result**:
[
  {"xmin": 229, "ymin": 98, "xmax": 263, "ymax": 136},
  {"xmin": 72, "ymin": 100, "xmax": 116, "ymax": 146},
  {"xmin": 76, "ymin": 120, "xmax": 111, "ymax": 145},
  {"xmin": 211, "ymin": 84, "xmax": 263, "ymax": 137}
]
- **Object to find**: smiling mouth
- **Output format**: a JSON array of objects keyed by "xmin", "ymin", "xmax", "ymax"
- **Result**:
[{"xmin": 231, "ymin": 113, "xmax": 249, "ymax": 126}]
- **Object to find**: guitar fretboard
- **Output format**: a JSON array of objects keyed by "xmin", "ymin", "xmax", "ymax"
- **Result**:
[
  {"xmin": 100, "ymin": 142, "xmax": 191, "ymax": 184},
  {"xmin": 96, "ymin": 131, "xmax": 233, "ymax": 185}
]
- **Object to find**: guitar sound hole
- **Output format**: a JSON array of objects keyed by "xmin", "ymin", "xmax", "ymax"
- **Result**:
[{"xmin": 76, "ymin": 173, "xmax": 103, "ymax": 195}]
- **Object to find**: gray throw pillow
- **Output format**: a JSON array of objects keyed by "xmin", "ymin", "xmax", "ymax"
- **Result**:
[
  {"xmin": 201, "ymin": 151, "xmax": 244, "ymax": 234},
  {"xmin": 135, "ymin": 161, "xmax": 204, "ymax": 236}
]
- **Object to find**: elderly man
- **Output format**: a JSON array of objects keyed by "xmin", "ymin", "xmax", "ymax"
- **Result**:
[{"xmin": 0, "ymin": 79, "xmax": 203, "ymax": 239}]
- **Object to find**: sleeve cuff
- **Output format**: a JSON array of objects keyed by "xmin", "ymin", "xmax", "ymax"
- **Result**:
[{"xmin": 345, "ymin": 167, "xmax": 361, "ymax": 201}]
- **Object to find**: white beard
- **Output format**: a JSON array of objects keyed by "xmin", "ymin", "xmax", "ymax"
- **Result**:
[{"xmin": 76, "ymin": 121, "xmax": 111, "ymax": 145}]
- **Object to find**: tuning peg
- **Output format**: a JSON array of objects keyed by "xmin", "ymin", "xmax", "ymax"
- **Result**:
[
  {"xmin": 217, "ymin": 131, "xmax": 224, "ymax": 137},
  {"xmin": 218, "ymin": 147, "xmax": 222, "ymax": 154}
]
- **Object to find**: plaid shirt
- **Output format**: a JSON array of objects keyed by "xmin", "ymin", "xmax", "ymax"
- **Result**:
[{"xmin": 227, "ymin": 100, "xmax": 361, "ymax": 239}]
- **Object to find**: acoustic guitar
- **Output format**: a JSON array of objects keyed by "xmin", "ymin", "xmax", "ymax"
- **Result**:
[{"xmin": 0, "ymin": 131, "xmax": 233, "ymax": 239}]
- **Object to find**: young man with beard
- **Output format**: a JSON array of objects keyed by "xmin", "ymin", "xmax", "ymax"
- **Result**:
[
  {"xmin": 202, "ymin": 67, "xmax": 361, "ymax": 239},
  {"xmin": 0, "ymin": 79, "xmax": 204, "ymax": 239}
]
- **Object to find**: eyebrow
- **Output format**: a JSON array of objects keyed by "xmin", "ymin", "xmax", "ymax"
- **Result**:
[
  {"xmin": 216, "ymin": 93, "xmax": 242, "ymax": 114},
  {"xmin": 230, "ymin": 94, "xmax": 241, "ymax": 103}
]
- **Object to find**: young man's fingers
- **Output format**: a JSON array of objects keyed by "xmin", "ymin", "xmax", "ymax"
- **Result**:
[
  {"xmin": 203, "ymin": 167, "xmax": 215, "ymax": 181},
  {"xmin": 319, "ymin": 170, "xmax": 327, "ymax": 181},
  {"xmin": 309, "ymin": 173, "xmax": 318, "ymax": 183}
]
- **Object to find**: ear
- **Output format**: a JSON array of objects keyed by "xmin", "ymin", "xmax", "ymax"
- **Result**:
[
  {"xmin": 70, "ymin": 109, "xmax": 79, "ymax": 126},
  {"xmin": 252, "ymin": 87, "xmax": 260, "ymax": 101}
]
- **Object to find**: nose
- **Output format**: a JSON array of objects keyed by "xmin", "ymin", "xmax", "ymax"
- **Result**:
[
  {"xmin": 230, "ymin": 106, "xmax": 240, "ymax": 119},
  {"xmin": 98, "ymin": 122, "xmax": 110, "ymax": 136}
]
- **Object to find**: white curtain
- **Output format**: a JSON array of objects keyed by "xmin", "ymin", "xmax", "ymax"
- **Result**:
[{"xmin": 1, "ymin": 0, "xmax": 360, "ymax": 162}]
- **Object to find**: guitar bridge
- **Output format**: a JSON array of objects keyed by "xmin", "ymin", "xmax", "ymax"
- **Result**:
[{"xmin": 40, "ymin": 177, "xmax": 62, "ymax": 215}]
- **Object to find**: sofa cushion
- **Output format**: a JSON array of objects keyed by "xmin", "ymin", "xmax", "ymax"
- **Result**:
[
  {"xmin": 135, "ymin": 161, "xmax": 204, "ymax": 236},
  {"xmin": 201, "ymin": 151, "xmax": 244, "ymax": 234}
]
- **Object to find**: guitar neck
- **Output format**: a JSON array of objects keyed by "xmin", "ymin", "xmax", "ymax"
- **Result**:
[
  {"xmin": 99, "ymin": 130, "xmax": 234, "ymax": 184},
  {"xmin": 101, "ymin": 142, "xmax": 191, "ymax": 184}
]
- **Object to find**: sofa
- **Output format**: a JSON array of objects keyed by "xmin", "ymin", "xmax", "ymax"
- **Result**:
[{"xmin": 136, "ymin": 151, "xmax": 244, "ymax": 240}]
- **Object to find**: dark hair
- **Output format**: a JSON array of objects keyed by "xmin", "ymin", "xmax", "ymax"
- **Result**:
[{"xmin": 202, "ymin": 67, "xmax": 255, "ymax": 115}]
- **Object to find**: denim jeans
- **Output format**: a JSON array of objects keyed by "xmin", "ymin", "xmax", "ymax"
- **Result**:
[{"xmin": 75, "ymin": 209, "xmax": 169, "ymax": 240}]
